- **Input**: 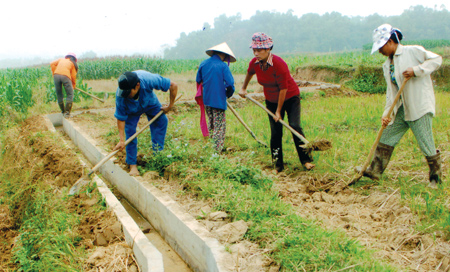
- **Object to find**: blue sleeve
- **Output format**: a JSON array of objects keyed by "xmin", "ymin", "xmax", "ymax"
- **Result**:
[
  {"xmin": 114, "ymin": 88, "xmax": 128, "ymax": 121},
  {"xmin": 196, "ymin": 62, "xmax": 205, "ymax": 84},
  {"xmin": 223, "ymin": 65, "xmax": 235, "ymax": 98},
  {"xmin": 155, "ymin": 76, "xmax": 171, "ymax": 92},
  {"xmin": 114, "ymin": 100, "xmax": 128, "ymax": 121},
  {"xmin": 196, "ymin": 67, "xmax": 202, "ymax": 84},
  {"xmin": 138, "ymin": 71, "xmax": 171, "ymax": 92}
]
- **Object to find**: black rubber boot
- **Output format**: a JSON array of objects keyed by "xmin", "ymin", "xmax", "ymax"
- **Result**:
[
  {"xmin": 355, "ymin": 142, "xmax": 395, "ymax": 180},
  {"xmin": 64, "ymin": 102, "xmax": 72, "ymax": 118},
  {"xmin": 426, "ymin": 150, "xmax": 442, "ymax": 188},
  {"xmin": 58, "ymin": 102, "xmax": 65, "ymax": 114}
]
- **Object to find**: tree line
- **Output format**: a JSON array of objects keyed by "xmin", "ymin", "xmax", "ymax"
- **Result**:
[{"xmin": 164, "ymin": 5, "xmax": 450, "ymax": 60}]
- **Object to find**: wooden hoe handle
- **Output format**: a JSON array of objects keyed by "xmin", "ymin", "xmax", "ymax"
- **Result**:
[
  {"xmin": 88, "ymin": 94, "xmax": 182, "ymax": 176},
  {"xmin": 75, "ymin": 87, "xmax": 105, "ymax": 103},
  {"xmin": 246, "ymin": 95, "xmax": 310, "ymax": 144},
  {"xmin": 357, "ymin": 78, "xmax": 409, "ymax": 177}
]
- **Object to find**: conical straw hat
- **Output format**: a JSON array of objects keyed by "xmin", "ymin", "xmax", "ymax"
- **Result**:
[{"xmin": 206, "ymin": 42, "xmax": 236, "ymax": 62}]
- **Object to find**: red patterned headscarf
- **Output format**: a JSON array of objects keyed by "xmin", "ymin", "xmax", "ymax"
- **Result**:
[{"xmin": 250, "ymin": 32, "xmax": 273, "ymax": 49}]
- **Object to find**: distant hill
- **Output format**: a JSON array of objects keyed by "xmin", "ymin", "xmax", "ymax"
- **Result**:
[{"xmin": 164, "ymin": 5, "xmax": 450, "ymax": 60}]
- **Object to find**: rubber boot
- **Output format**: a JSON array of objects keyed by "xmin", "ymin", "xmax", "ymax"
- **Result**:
[
  {"xmin": 426, "ymin": 150, "xmax": 442, "ymax": 188},
  {"xmin": 58, "ymin": 102, "xmax": 65, "ymax": 114},
  {"xmin": 64, "ymin": 102, "xmax": 72, "ymax": 118},
  {"xmin": 355, "ymin": 142, "xmax": 394, "ymax": 180}
]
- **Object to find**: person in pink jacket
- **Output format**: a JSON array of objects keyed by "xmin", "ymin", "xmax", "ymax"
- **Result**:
[
  {"xmin": 357, "ymin": 24, "xmax": 443, "ymax": 187},
  {"xmin": 50, "ymin": 53, "xmax": 78, "ymax": 117}
]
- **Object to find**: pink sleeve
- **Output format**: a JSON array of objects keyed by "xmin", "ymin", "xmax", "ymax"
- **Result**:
[{"xmin": 195, "ymin": 83, "xmax": 209, "ymax": 137}]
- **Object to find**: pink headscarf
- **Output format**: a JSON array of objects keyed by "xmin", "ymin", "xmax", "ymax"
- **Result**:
[{"xmin": 249, "ymin": 32, "xmax": 273, "ymax": 49}]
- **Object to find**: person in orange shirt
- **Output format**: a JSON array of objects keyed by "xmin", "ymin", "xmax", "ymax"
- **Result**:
[{"xmin": 50, "ymin": 53, "xmax": 78, "ymax": 117}]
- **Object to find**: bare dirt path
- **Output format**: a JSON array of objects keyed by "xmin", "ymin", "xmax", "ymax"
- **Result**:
[{"xmin": 276, "ymin": 172, "xmax": 450, "ymax": 271}]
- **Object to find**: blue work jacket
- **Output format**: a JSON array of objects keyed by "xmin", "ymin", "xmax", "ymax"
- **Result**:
[
  {"xmin": 196, "ymin": 54, "xmax": 235, "ymax": 110},
  {"xmin": 114, "ymin": 70, "xmax": 171, "ymax": 121}
]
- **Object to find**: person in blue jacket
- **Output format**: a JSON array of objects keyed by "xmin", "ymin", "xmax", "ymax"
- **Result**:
[
  {"xmin": 113, "ymin": 70, "xmax": 178, "ymax": 176},
  {"xmin": 196, "ymin": 42, "xmax": 236, "ymax": 152}
]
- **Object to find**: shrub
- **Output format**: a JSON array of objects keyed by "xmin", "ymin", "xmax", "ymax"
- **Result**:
[{"xmin": 348, "ymin": 66, "xmax": 385, "ymax": 94}]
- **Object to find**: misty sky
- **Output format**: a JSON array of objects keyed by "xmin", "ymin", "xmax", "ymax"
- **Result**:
[{"xmin": 0, "ymin": 0, "xmax": 447, "ymax": 60}]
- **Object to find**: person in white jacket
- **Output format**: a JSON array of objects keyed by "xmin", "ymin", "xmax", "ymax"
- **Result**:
[{"xmin": 358, "ymin": 24, "xmax": 442, "ymax": 187}]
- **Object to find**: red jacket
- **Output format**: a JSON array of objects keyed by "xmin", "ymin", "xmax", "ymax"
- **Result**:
[{"xmin": 247, "ymin": 54, "xmax": 299, "ymax": 103}]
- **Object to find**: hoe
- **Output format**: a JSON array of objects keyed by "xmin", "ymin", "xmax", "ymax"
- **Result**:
[
  {"xmin": 69, "ymin": 95, "xmax": 182, "ymax": 195},
  {"xmin": 246, "ymin": 95, "xmax": 332, "ymax": 153}
]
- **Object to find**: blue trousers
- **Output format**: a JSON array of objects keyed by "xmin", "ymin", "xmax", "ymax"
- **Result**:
[{"xmin": 125, "ymin": 112, "xmax": 168, "ymax": 165}]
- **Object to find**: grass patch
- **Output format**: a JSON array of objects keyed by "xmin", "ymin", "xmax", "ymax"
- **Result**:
[{"xmin": 0, "ymin": 122, "xmax": 103, "ymax": 271}]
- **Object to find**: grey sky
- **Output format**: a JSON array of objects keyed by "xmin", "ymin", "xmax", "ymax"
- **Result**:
[{"xmin": 0, "ymin": 0, "xmax": 446, "ymax": 60}]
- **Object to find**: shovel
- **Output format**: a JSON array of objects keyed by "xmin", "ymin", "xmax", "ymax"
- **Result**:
[
  {"xmin": 246, "ymin": 95, "xmax": 332, "ymax": 152},
  {"xmin": 348, "ymin": 78, "xmax": 410, "ymax": 186},
  {"xmin": 227, "ymin": 101, "xmax": 267, "ymax": 147},
  {"xmin": 75, "ymin": 87, "xmax": 105, "ymax": 103},
  {"xmin": 69, "ymin": 95, "xmax": 182, "ymax": 195}
]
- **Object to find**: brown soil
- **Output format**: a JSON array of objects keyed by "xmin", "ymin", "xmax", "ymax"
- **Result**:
[
  {"xmin": 275, "ymin": 172, "xmax": 450, "ymax": 271},
  {"xmin": 0, "ymin": 205, "xmax": 16, "ymax": 271},
  {"xmin": 309, "ymin": 139, "xmax": 332, "ymax": 151},
  {"xmin": 0, "ymin": 116, "xmax": 138, "ymax": 271},
  {"xmin": 294, "ymin": 66, "xmax": 353, "ymax": 84}
]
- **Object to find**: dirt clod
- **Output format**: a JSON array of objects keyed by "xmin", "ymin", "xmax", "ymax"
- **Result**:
[
  {"xmin": 213, "ymin": 220, "xmax": 248, "ymax": 244},
  {"xmin": 310, "ymin": 139, "xmax": 332, "ymax": 151}
]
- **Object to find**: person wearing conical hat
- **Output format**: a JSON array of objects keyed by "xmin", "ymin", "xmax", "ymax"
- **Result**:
[
  {"xmin": 239, "ymin": 33, "xmax": 315, "ymax": 172},
  {"xmin": 196, "ymin": 42, "xmax": 236, "ymax": 152},
  {"xmin": 50, "ymin": 53, "xmax": 78, "ymax": 117}
]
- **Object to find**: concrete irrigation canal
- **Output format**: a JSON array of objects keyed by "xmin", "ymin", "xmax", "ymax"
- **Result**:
[{"xmin": 45, "ymin": 112, "xmax": 234, "ymax": 272}]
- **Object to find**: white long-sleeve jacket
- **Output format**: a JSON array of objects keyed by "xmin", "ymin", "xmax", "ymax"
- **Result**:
[{"xmin": 382, "ymin": 44, "xmax": 442, "ymax": 122}]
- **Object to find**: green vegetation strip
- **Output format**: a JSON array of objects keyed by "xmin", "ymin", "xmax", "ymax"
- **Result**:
[{"xmin": 0, "ymin": 129, "xmax": 99, "ymax": 271}]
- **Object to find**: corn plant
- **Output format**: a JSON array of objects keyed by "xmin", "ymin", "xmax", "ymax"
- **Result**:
[
  {"xmin": 0, "ymin": 68, "xmax": 45, "ymax": 116},
  {"xmin": 78, "ymin": 56, "xmax": 170, "ymax": 79}
]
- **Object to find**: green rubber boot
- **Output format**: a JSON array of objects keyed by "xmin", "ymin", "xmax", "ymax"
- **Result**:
[
  {"xmin": 64, "ymin": 102, "xmax": 72, "ymax": 118},
  {"xmin": 426, "ymin": 150, "xmax": 442, "ymax": 188},
  {"xmin": 355, "ymin": 142, "xmax": 394, "ymax": 180}
]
